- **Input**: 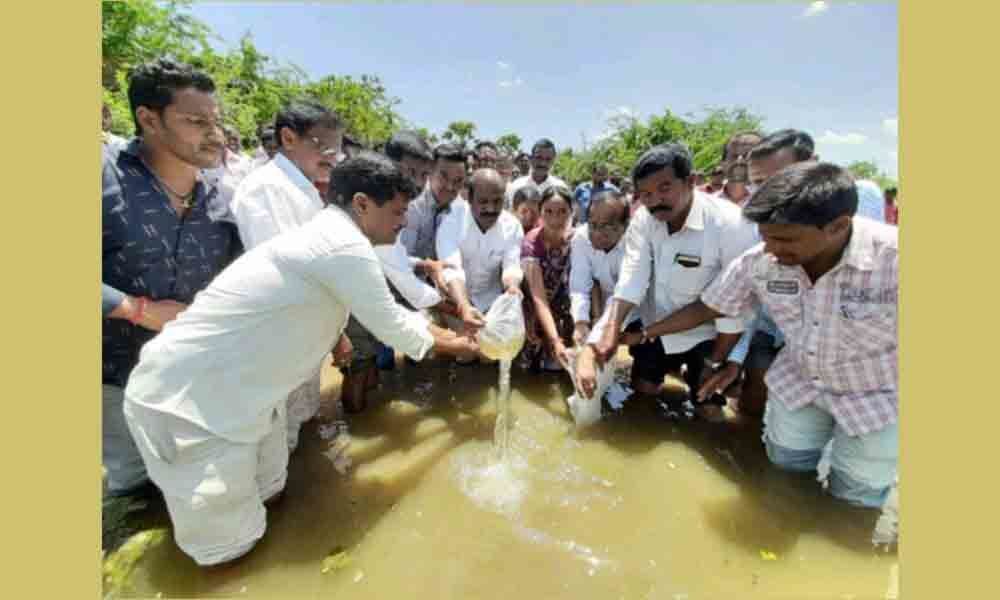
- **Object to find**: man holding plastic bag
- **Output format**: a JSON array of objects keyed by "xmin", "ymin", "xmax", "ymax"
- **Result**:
[{"xmin": 435, "ymin": 168, "xmax": 525, "ymax": 361}]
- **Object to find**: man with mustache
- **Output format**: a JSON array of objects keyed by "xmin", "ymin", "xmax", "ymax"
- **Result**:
[
  {"xmin": 122, "ymin": 153, "xmax": 480, "ymax": 566},
  {"xmin": 230, "ymin": 98, "xmax": 346, "ymax": 453},
  {"xmin": 505, "ymin": 138, "xmax": 568, "ymax": 210},
  {"xmin": 102, "ymin": 59, "xmax": 243, "ymax": 497},
  {"xmin": 436, "ymin": 168, "xmax": 525, "ymax": 360},
  {"xmin": 578, "ymin": 143, "xmax": 758, "ymax": 422}
]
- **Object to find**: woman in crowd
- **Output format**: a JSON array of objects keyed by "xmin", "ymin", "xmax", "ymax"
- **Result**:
[{"xmin": 520, "ymin": 185, "xmax": 576, "ymax": 372}]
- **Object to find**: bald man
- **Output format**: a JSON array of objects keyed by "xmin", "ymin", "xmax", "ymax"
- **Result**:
[{"xmin": 435, "ymin": 169, "xmax": 525, "ymax": 357}]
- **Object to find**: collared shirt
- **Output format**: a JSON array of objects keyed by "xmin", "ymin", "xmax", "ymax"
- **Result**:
[
  {"xmin": 124, "ymin": 206, "xmax": 436, "ymax": 445},
  {"xmin": 702, "ymin": 217, "xmax": 898, "ymax": 437},
  {"xmin": 399, "ymin": 185, "xmax": 465, "ymax": 260},
  {"xmin": 230, "ymin": 152, "xmax": 324, "ymax": 250},
  {"xmin": 568, "ymin": 224, "xmax": 636, "ymax": 326},
  {"xmin": 505, "ymin": 172, "xmax": 568, "ymax": 209},
  {"xmin": 102, "ymin": 139, "xmax": 242, "ymax": 387},
  {"xmin": 855, "ymin": 180, "xmax": 887, "ymax": 223},
  {"xmin": 436, "ymin": 204, "xmax": 524, "ymax": 313},
  {"xmin": 588, "ymin": 191, "xmax": 759, "ymax": 354},
  {"xmin": 573, "ymin": 181, "xmax": 620, "ymax": 224}
]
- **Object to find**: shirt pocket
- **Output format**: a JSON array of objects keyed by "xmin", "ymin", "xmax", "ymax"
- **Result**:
[
  {"xmin": 835, "ymin": 302, "xmax": 897, "ymax": 361},
  {"xmin": 666, "ymin": 262, "xmax": 716, "ymax": 306}
]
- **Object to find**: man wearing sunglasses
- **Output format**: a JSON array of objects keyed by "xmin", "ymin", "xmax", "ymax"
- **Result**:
[{"xmin": 230, "ymin": 98, "xmax": 346, "ymax": 453}]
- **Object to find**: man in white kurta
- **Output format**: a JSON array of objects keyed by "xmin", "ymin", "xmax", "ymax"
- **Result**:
[
  {"xmin": 123, "ymin": 153, "xmax": 477, "ymax": 566},
  {"xmin": 229, "ymin": 99, "xmax": 342, "ymax": 452},
  {"xmin": 436, "ymin": 169, "xmax": 524, "ymax": 323}
]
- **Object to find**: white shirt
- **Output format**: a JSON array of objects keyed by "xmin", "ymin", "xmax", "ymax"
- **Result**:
[
  {"xmin": 589, "ymin": 191, "xmax": 759, "ymax": 354},
  {"xmin": 374, "ymin": 240, "xmax": 442, "ymax": 310},
  {"xmin": 202, "ymin": 149, "xmax": 253, "ymax": 223},
  {"xmin": 231, "ymin": 152, "xmax": 323, "ymax": 249},
  {"xmin": 568, "ymin": 224, "xmax": 636, "ymax": 325},
  {"xmin": 124, "ymin": 207, "xmax": 435, "ymax": 445},
  {"xmin": 505, "ymin": 172, "xmax": 568, "ymax": 209},
  {"xmin": 436, "ymin": 204, "xmax": 524, "ymax": 313}
]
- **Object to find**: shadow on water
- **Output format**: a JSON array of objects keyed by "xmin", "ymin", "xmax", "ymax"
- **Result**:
[
  {"xmin": 114, "ymin": 356, "xmax": 498, "ymax": 597},
  {"xmin": 104, "ymin": 354, "xmax": 892, "ymax": 598}
]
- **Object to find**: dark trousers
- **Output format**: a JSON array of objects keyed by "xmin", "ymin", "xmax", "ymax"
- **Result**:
[{"xmin": 625, "ymin": 321, "xmax": 727, "ymax": 407}]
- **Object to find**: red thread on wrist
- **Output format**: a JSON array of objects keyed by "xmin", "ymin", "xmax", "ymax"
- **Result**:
[{"xmin": 129, "ymin": 297, "xmax": 147, "ymax": 325}]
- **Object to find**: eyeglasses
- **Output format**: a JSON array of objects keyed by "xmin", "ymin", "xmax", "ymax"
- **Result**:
[{"xmin": 308, "ymin": 136, "xmax": 341, "ymax": 157}]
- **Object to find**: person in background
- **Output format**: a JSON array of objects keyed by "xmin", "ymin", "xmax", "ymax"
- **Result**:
[
  {"xmin": 884, "ymin": 186, "xmax": 899, "ymax": 225},
  {"xmin": 573, "ymin": 162, "xmax": 620, "ymax": 225},
  {"xmin": 506, "ymin": 138, "xmax": 568, "ymax": 209},
  {"xmin": 515, "ymin": 152, "xmax": 531, "ymax": 179},
  {"xmin": 496, "ymin": 153, "xmax": 515, "ymax": 184},
  {"xmin": 224, "ymin": 124, "xmax": 245, "ymax": 157},
  {"xmin": 122, "ymin": 152, "xmax": 480, "ymax": 567},
  {"xmin": 201, "ymin": 125, "xmax": 253, "ymax": 222},
  {"xmin": 102, "ymin": 58, "xmax": 242, "ymax": 497},
  {"xmin": 473, "ymin": 140, "xmax": 500, "ymax": 170},
  {"xmin": 521, "ymin": 185, "xmax": 576, "ymax": 372},
  {"xmin": 721, "ymin": 131, "xmax": 764, "ymax": 170},
  {"xmin": 569, "ymin": 189, "xmax": 633, "ymax": 347},
  {"xmin": 717, "ymin": 161, "xmax": 751, "ymax": 207},
  {"xmin": 102, "ymin": 102, "xmax": 128, "ymax": 154},
  {"xmin": 703, "ymin": 166, "xmax": 725, "ymax": 194},
  {"xmin": 229, "ymin": 97, "xmax": 347, "ymax": 452},
  {"xmin": 584, "ymin": 161, "xmax": 898, "ymax": 510},
  {"xmin": 511, "ymin": 185, "xmax": 542, "ymax": 233},
  {"xmin": 251, "ymin": 126, "xmax": 279, "ymax": 169}
]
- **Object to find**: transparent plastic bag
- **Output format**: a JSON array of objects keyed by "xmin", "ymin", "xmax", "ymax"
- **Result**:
[
  {"xmin": 477, "ymin": 292, "xmax": 526, "ymax": 361},
  {"xmin": 563, "ymin": 347, "xmax": 609, "ymax": 428}
]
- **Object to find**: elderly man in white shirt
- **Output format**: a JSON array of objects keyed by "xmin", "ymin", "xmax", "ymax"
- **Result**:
[
  {"xmin": 122, "ymin": 153, "xmax": 479, "ymax": 567},
  {"xmin": 581, "ymin": 143, "xmax": 759, "ymax": 422},
  {"xmin": 568, "ymin": 188, "xmax": 635, "ymax": 347},
  {"xmin": 436, "ymin": 169, "xmax": 524, "ymax": 359},
  {"xmin": 229, "ymin": 99, "xmax": 344, "ymax": 453},
  {"xmin": 505, "ymin": 138, "xmax": 568, "ymax": 210}
]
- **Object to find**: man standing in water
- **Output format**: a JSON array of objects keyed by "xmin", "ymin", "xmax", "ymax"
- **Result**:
[
  {"xmin": 123, "ymin": 153, "xmax": 480, "ymax": 566},
  {"xmin": 579, "ymin": 143, "xmax": 758, "ymax": 421},
  {"xmin": 102, "ymin": 59, "xmax": 242, "ymax": 497},
  {"xmin": 230, "ymin": 98, "xmax": 347, "ymax": 452},
  {"xmin": 581, "ymin": 162, "xmax": 898, "ymax": 509}
]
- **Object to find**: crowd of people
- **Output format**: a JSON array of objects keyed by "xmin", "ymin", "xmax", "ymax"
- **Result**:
[{"xmin": 103, "ymin": 58, "xmax": 900, "ymax": 567}]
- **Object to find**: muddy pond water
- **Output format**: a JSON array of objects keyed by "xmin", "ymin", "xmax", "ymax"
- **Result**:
[{"xmin": 103, "ymin": 353, "xmax": 898, "ymax": 599}]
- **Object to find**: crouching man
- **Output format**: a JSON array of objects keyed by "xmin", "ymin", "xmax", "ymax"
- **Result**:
[
  {"xmin": 122, "ymin": 153, "xmax": 478, "ymax": 566},
  {"xmin": 580, "ymin": 162, "xmax": 898, "ymax": 508}
]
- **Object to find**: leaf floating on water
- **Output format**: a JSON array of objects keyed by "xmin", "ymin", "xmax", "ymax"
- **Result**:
[
  {"xmin": 759, "ymin": 550, "xmax": 779, "ymax": 561},
  {"xmin": 321, "ymin": 547, "xmax": 353, "ymax": 574}
]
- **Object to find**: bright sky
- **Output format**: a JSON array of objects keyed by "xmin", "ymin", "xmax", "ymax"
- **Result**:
[{"xmin": 189, "ymin": 1, "xmax": 898, "ymax": 177}]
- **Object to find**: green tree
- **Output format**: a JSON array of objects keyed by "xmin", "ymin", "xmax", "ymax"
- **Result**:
[
  {"xmin": 441, "ymin": 121, "xmax": 478, "ymax": 148},
  {"xmin": 414, "ymin": 128, "xmax": 439, "ymax": 146},
  {"xmin": 102, "ymin": 0, "xmax": 211, "ymax": 89},
  {"xmin": 496, "ymin": 133, "xmax": 522, "ymax": 156}
]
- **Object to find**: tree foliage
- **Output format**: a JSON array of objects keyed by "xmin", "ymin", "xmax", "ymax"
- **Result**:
[
  {"xmin": 441, "ymin": 121, "xmax": 477, "ymax": 148},
  {"xmin": 495, "ymin": 133, "xmax": 522, "ymax": 156},
  {"xmin": 101, "ymin": 0, "xmax": 404, "ymax": 151}
]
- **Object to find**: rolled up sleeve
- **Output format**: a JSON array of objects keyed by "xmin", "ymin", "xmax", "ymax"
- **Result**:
[
  {"xmin": 612, "ymin": 213, "xmax": 652, "ymax": 306},
  {"xmin": 102, "ymin": 283, "xmax": 125, "ymax": 317}
]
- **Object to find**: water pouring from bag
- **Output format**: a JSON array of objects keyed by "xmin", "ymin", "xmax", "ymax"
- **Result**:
[{"xmin": 477, "ymin": 292, "xmax": 526, "ymax": 460}]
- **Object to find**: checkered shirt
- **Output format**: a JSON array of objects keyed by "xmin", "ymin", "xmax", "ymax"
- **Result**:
[{"xmin": 702, "ymin": 217, "xmax": 898, "ymax": 437}]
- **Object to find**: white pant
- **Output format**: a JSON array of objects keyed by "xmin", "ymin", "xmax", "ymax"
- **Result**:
[
  {"xmin": 285, "ymin": 370, "xmax": 322, "ymax": 453},
  {"xmin": 123, "ymin": 403, "xmax": 289, "ymax": 566}
]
